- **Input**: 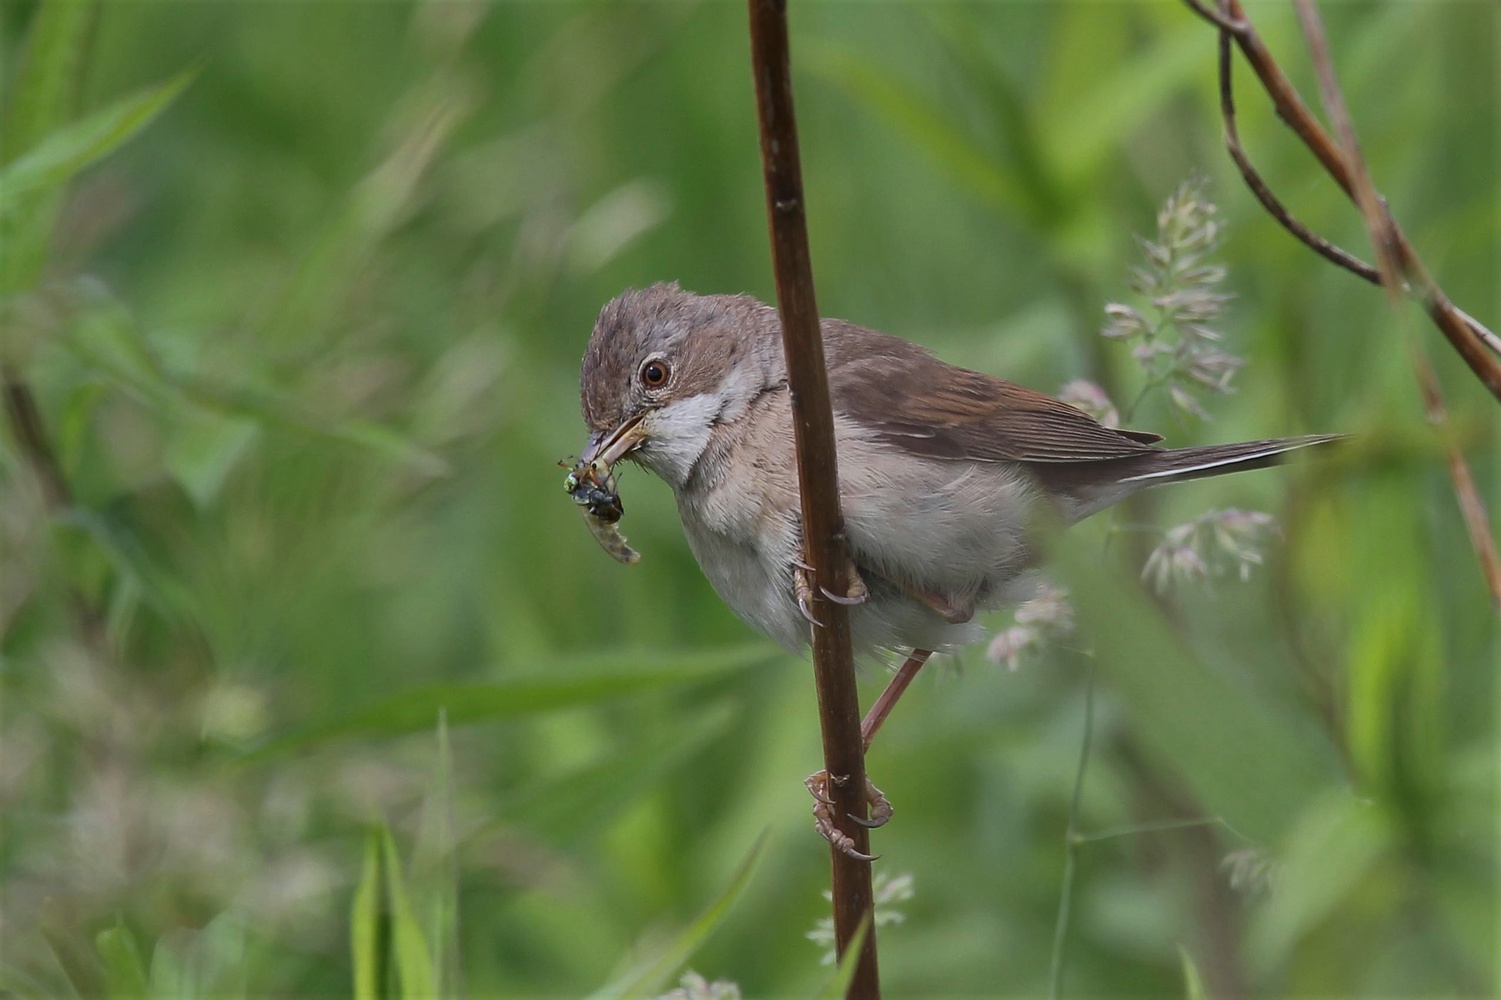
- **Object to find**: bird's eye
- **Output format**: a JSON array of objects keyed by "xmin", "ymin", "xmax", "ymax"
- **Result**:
[{"xmin": 640, "ymin": 358, "xmax": 670, "ymax": 388}]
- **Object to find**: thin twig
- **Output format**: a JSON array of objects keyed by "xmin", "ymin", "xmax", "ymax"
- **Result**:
[
  {"xmin": 1183, "ymin": 0, "xmax": 1249, "ymax": 34},
  {"xmin": 1412, "ymin": 350, "xmax": 1501, "ymax": 609},
  {"xmin": 1071, "ymin": 816, "xmax": 1224, "ymax": 845},
  {"xmin": 746, "ymin": 1, "xmax": 880, "ymax": 994},
  {"xmin": 1187, "ymin": 0, "xmax": 1501, "ymax": 607},
  {"xmin": 1291, "ymin": 0, "xmax": 1501, "ymax": 611},
  {"xmin": 1195, "ymin": 0, "xmax": 1501, "ymax": 397},
  {"xmin": 1048, "ymin": 667, "xmax": 1095, "ymax": 1000},
  {"xmin": 2, "ymin": 367, "xmax": 73, "ymax": 511},
  {"xmin": 1291, "ymin": 0, "xmax": 1401, "ymax": 299},
  {"xmin": 1215, "ymin": 30, "xmax": 1381, "ymax": 286}
]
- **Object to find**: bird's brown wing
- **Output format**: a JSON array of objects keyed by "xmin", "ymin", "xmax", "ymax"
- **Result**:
[{"xmin": 823, "ymin": 319, "xmax": 1161, "ymax": 464}]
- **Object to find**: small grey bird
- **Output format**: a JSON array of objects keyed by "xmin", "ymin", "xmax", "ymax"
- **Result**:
[{"xmin": 578, "ymin": 282, "xmax": 1336, "ymax": 657}]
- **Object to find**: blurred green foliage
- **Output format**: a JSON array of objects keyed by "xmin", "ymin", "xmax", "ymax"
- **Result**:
[{"xmin": 0, "ymin": 1, "xmax": 1495, "ymax": 997}]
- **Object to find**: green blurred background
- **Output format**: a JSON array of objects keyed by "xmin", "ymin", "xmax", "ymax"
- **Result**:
[{"xmin": 1, "ymin": 1, "xmax": 1495, "ymax": 996}]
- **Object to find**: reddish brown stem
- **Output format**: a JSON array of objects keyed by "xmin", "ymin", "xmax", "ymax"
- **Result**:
[
  {"xmin": 1189, "ymin": 0, "xmax": 1501, "ymax": 400},
  {"xmin": 746, "ymin": 1, "xmax": 880, "ymax": 994},
  {"xmin": 1215, "ymin": 30, "xmax": 1380, "ymax": 286},
  {"xmin": 1288, "ymin": 0, "xmax": 1500, "ymax": 610}
]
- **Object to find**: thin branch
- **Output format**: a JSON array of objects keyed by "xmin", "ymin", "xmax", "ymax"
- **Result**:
[
  {"xmin": 746, "ymin": 1, "xmax": 880, "ymax": 995},
  {"xmin": 1290, "ymin": 0, "xmax": 1501, "ymax": 610},
  {"xmin": 1183, "ymin": 0, "xmax": 1250, "ymax": 35},
  {"xmin": 1048, "ymin": 667, "xmax": 1095, "ymax": 1000},
  {"xmin": 1215, "ymin": 30, "xmax": 1380, "ymax": 285},
  {"xmin": 1071, "ymin": 816, "xmax": 1224, "ymax": 845},
  {"xmin": 1412, "ymin": 348, "xmax": 1501, "ymax": 609},
  {"xmin": 2, "ymin": 366, "xmax": 73, "ymax": 511},
  {"xmin": 1291, "ymin": 0, "xmax": 1401, "ymax": 298},
  {"xmin": 1193, "ymin": 0, "xmax": 1501, "ymax": 398}
]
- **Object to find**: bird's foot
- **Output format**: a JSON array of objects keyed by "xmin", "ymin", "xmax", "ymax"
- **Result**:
[
  {"xmin": 792, "ymin": 559, "xmax": 869, "ymax": 626},
  {"xmin": 805, "ymin": 770, "xmax": 891, "ymax": 861},
  {"xmin": 792, "ymin": 562, "xmax": 824, "ymax": 627},
  {"xmin": 821, "ymin": 569, "xmax": 869, "ymax": 607}
]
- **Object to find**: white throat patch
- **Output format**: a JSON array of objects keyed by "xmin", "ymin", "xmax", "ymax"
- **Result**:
[{"xmin": 638, "ymin": 393, "xmax": 723, "ymax": 489}]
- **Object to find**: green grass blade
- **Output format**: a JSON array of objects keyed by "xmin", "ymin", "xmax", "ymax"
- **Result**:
[
  {"xmin": 0, "ymin": 0, "xmax": 98, "ymax": 294},
  {"xmin": 0, "ymin": 67, "xmax": 196, "ymax": 217},
  {"xmin": 585, "ymin": 832, "xmax": 766, "ymax": 1000},
  {"xmin": 243, "ymin": 644, "xmax": 774, "ymax": 759},
  {"xmin": 94, "ymin": 923, "xmax": 148, "ymax": 1000},
  {"xmin": 1247, "ymin": 791, "xmax": 1391, "ymax": 972},
  {"xmin": 351, "ymin": 830, "xmax": 383, "ymax": 1000},
  {"xmin": 1, "ymin": 0, "xmax": 97, "ymax": 159},
  {"xmin": 814, "ymin": 915, "xmax": 872, "ymax": 1000},
  {"xmin": 380, "ymin": 828, "xmax": 437, "ymax": 998},
  {"xmin": 411, "ymin": 712, "xmax": 462, "ymax": 997},
  {"xmin": 1177, "ymin": 945, "xmax": 1208, "ymax": 1000}
]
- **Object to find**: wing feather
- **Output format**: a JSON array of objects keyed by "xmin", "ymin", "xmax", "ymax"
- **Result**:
[{"xmin": 824, "ymin": 320, "xmax": 1161, "ymax": 465}]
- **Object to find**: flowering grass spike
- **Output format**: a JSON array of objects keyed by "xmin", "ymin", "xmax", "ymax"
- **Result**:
[{"xmin": 1103, "ymin": 179, "xmax": 1244, "ymax": 420}]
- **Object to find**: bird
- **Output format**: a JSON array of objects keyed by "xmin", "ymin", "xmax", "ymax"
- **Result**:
[{"xmin": 577, "ymin": 282, "xmax": 1337, "ymax": 659}]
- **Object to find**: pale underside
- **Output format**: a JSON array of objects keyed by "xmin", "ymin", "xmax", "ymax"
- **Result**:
[{"xmin": 651, "ymin": 385, "xmax": 1050, "ymax": 655}]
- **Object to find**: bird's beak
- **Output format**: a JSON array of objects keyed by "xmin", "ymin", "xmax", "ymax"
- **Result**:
[{"xmin": 581, "ymin": 413, "xmax": 648, "ymax": 471}]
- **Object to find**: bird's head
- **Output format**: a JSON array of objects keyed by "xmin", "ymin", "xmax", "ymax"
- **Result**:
[{"xmin": 578, "ymin": 283, "xmax": 786, "ymax": 489}]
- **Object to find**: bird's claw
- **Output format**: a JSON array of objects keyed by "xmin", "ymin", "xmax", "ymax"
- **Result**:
[
  {"xmin": 793, "ymin": 564, "xmax": 825, "ymax": 627},
  {"xmin": 820, "ymin": 569, "xmax": 869, "ymax": 606},
  {"xmin": 805, "ymin": 770, "xmax": 890, "ymax": 861},
  {"xmin": 793, "ymin": 560, "xmax": 869, "ymax": 624}
]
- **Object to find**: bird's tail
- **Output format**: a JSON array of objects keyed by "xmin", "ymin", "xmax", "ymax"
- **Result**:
[{"xmin": 1120, "ymin": 433, "xmax": 1345, "ymax": 485}]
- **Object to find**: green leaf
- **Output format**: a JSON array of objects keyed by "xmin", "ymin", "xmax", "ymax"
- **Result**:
[
  {"xmin": 814, "ymin": 915, "xmax": 872, "ymax": 1000},
  {"xmin": 244, "ymin": 644, "xmax": 774, "ymax": 759},
  {"xmin": 351, "ymin": 829, "xmax": 383, "ymax": 1000},
  {"xmin": 1177, "ymin": 945, "xmax": 1208, "ymax": 1000},
  {"xmin": 380, "ymin": 828, "xmax": 436, "ymax": 998},
  {"xmin": 1, "ymin": 0, "xmax": 97, "ymax": 159},
  {"xmin": 411, "ymin": 713, "xmax": 461, "ymax": 997},
  {"xmin": 144, "ymin": 914, "xmax": 246, "ymax": 1000},
  {"xmin": 0, "ymin": 67, "xmax": 197, "ymax": 218},
  {"xmin": 57, "ymin": 506, "xmax": 197, "ymax": 624},
  {"xmin": 585, "ymin": 832, "xmax": 766, "ymax": 1000},
  {"xmin": 1247, "ymin": 792, "xmax": 1392, "ymax": 971},
  {"xmin": 164, "ymin": 406, "xmax": 259, "ymax": 508},
  {"xmin": 94, "ymin": 923, "xmax": 148, "ymax": 1000},
  {"xmin": 1055, "ymin": 532, "xmax": 1343, "ymax": 844},
  {"xmin": 0, "ymin": 0, "xmax": 98, "ymax": 294}
]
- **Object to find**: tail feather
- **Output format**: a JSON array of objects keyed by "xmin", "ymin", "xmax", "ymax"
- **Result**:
[
  {"xmin": 1120, "ymin": 433, "xmax": 1345, "ymax": 484},
  {"xmin": 1040, "ymin": 433, "xmax": 1344, "ymax": 524}
]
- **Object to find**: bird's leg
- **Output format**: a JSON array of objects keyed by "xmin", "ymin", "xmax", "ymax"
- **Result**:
[
  {"xmin": 907, "ymin": 587, "xmax": 975, "ymax": 625},
  {"xmin": 805, "ymin": 647, "xmax": 932, "ymax": 856},
  {"xmin": 861, "ymin": 647, "xmax": 933, "ymax": 751}
]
